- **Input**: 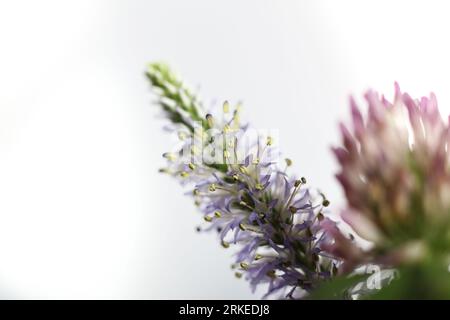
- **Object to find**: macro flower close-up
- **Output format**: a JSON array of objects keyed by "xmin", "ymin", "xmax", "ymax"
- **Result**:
[{"xmin": 3, "ymin": 0, "xmax": 450, "ymax": 310}]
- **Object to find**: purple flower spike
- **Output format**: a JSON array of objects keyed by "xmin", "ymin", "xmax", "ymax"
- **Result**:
[{"xmin": 147, "ymin": 63, "xmax": 339, "ymax": 298}]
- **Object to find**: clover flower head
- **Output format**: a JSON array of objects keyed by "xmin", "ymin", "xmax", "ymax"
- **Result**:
[{"xmin": 333, "ymin": 83, "xmax": 450, "ymax": 269}]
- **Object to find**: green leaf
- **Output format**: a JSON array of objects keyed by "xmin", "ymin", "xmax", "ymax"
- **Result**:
[{"xmin": 308, "ymin": 274, "xmax": 369, "ymax": 300}]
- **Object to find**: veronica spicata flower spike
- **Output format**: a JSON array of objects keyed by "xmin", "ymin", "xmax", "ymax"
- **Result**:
[
  {"xmin": 332, "ymin": 83, "xmax": 450, "ymax": 271},
  {"xmin": 147, "ymin": 63, "xmax": 339, "ymax": 298}
]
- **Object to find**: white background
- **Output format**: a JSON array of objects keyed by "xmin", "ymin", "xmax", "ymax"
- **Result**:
[{"xmin": 1, "ymin": 0, "xmax": 450, "ymax": 299}]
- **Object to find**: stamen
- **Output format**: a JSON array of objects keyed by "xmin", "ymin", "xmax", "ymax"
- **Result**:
[
  {"xmin": 240, "ymin": 262, "xmax": 249, "ymax": 270},
  {"xmin": 206, "ymin": 114, "xmax": 214, "ymax": 127},
  {"xmin": 239, "ymin": 166, "xmax": 248, "ymax": 175},
  {"xmin": 162, "ymin": 152, "xmax": 176, "ymax": 161},
  {"xmin": 223, "ymin": 100, "xmax": 230, "ymax": 113},
  {"xmin": 180, "ymin": 171, "xmax": 189, "ymax": 178},
  {"xmin": 178, "ymin": 131, "xmax": 187, "ymax": 140},
  {"xmin": 317, "ymin": 212, "xmax": 325, "ymax": 221}
]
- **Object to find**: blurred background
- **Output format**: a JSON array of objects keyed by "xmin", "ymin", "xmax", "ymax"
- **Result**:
[{"xmin": 0, "ymin": 0, "xmax": 449, "ymax": 299}]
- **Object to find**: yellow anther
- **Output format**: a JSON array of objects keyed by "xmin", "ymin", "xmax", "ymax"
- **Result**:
[
  {"xmin": 190, "ymin": 145, "xmax": 199, "ymax": 155},
  {"xmin": 178, "ymin": 131, "xmax": 187, "ymax": 140},
  {"xmin": 188, "ymin": 163, "xmax": 196, "ymax": 170},
  {"xmin": 206, "ymin": 114, "xmax": 214, "ymax": 127},
  {"xmin": 266, "ymin": 136, "xmax": 273, "ymax": 146},
  {"xmin": 221, "ymin": 241, "xmax": 230, "ymax": 248},
  {"xmin": 285, "ymin": 158, "xmax": 292, "ymax": 166},
  {"xmin": 239, "ymin": 223, "xmax": 246, "ymax": 231},
  {"xmin": 204, "ymin": 216, "xmax": 213, "ymax": 222},
  {"xmin": 209, "ymin": 184, "xmax": 216, "ymax": 192},
  {"xmin": 254, "ymin": 254, "xmax": 263, "ymax": 261},
  {"xmin": 235, "ymin": 272, "xmax": 242, "ymax": 279},
  {"xmin": 255, "ymin": 183, "xmax": 263, "ymax": 191},
  {"xmin": 180, "ymin": 171, "xmax": 189, "ymax": 178},
  {"xmin": 223, "ymin": 100, "xmax": 230, "ymax": 113},
  {"xmin": 163, "ymin": 152, "xmax": 176, "ymax": 161},
  {"xmin": 214, "ymin": 211, "xmax": 222, "ymax": 218},
  {"xmin": 239, "ymin": 166, "xmax": 248, "ymax": 175},
  {"xmin": 240, "ymin": 262, "xmax": 249, "ymax": 270}
]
